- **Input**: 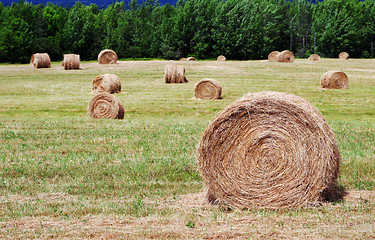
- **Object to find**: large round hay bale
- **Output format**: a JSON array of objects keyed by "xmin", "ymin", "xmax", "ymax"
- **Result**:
[
  {"xmin": 92, "ymin": 74, "xmax": 121, "ymax": 94},
  {"xmin": 63, "ymin": 54, "xmax": 80, "ymax": 70},
  {"xmin": 164, "ymin": 65, "xmax": 188, "ymax": 84},
  {"xmin": 98, "ymin": 49, "xmax": 118, "ymax": 64},
  {"xmin": 320, "ymin": 70, "xmax": 348, "ymax": 89},
  {"xmin": 179, "ymin": 58, "xmax": 187, "ymax": 61},
  {"xmin": 277, "ymin": 50, "xmax": 295, "ymax": 63},
  {"xmin": 339, "ymin": 52, "xmax": 349, "ymax": 60},
  {"xmin": 195, "ymin": 78, "xmax": 222, "ymax": 100},
  {"xmin": 268, "ymin": 51, "xmax": 280, "ymax": 62},
  {"xmin": 30, "ymin": 53, "xmax": 51, "ymax": 68},
  {"xmin": 217, "ymin": 55, "xmax": 226, "ymax": 61},
  {"xmin": 88, "ymin": 92, "xmax": 124, "ymax": 119},
  {"xmin": 197, "ymin": 91, "xmax": 341, "ymax": 209},
  {"xmin": 308, "ymin": 54, "xmax": 321, "ymax": 61},
  {"xmin": 187, "ymin": 57, "xmax": 196, "ymax": 61}
]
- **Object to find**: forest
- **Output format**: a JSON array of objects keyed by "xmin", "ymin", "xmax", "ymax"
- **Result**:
[{"xmin": 0, "ymin": 0, "xmax": 374, "ymax": 63}]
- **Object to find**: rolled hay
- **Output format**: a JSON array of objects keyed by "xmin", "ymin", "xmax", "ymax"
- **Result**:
[
  {"xmin": 92, "ymin": 74, "xmax": 121, "ymax": 94},
  {"xmin": 268, "ymin": 51, "xmax": 280, "ymax": 62},
  {"xmin": 308, "ymin": 54, "xmax": 321, "ymax": 61},
  {"xmin": 217, "ymin": 55, "xmax": 226, "ymax": 61},
  {"xmin": 277, "ymin": 50, "xmax": 295, "ymax": 63},
  {"xmin": 320, "ymin": 70, "xmax": 348, "ymax": 89},
  {"xmin": 179, "ymin": 58, "xmax": 187, "ymax": 61},
  {"xmin": 339, "ymin": 52, "xmax": 349, "ymax": 60},
  {"xmin": 164, "ymin": 65, "xmax": 188, "ymax": 84},
  {"xmin": 98, "ymin": 49, "xmax": 118, "ymax": 64},
  {"xmin": 187, "ymin": 57, "xmax": 196, "ymax": 61},
  {"xmin": 197, "ymin": 91, "xmax": 341, "ymax": 209},
  {"xmin": 63, "ymin": 54, "xmax": 80, "ymax": 70},
  {"xmin": 88, "ymin": 92, "xmax": 124, "ymax": 119},
  {"xmin": 194, "ymin": 78, "xmax": 222, "ymax": 100},
  {"xmin": 30, "ymin": 53, "xmax": 51, "ymax": 68}
]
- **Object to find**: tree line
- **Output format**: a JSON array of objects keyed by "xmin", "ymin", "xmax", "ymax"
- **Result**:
[{"xmin": 1, "ymin": 0, "xmax": 374, "ymax": 63}]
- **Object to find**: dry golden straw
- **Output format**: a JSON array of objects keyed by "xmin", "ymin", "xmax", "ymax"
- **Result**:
[
  {"xmin": 339, "ymin": 52, "xmax": 349, "ymax": 60},
  {"xmin": 194, "ymin": 78, "xmax": 222, "ymax": 100},
  {"xmin": 98, "ymin": 49, "xmax": 118, "ymax": 64},
  {"xmin": 164, "ymin": 65, "xmax": 188, "ymax": 84},
  {"xmin": 217, "ymin": 55, "xmax": 226, "ymax": 61},
  {"xmin": 268, "ymin": 51, "xmax": 280, "ymax": 62},
  {"xmin": 92, "ymin": 74, "xmax": 121, "ymax": 94},
  {"xmin": 179, "ymin": 58, "xmax": 187, "ymax": 61},
  {"xmin": 277, "ymin": 50, "xmax": 295, "ymax": 63},
  {"xmin": 187, "ymin": 57, "xmax": 196, "ymax": 61},
  {"xmin": 62, "ymin": 54, "xmax": 80, "ymax": 70},
  {"xmin": 30, "ymin": 53, "xmax": 51, "ymax": 68},
  {"xmin": 320, "ymin": 70, "xmax": 348, "ymax": 89},
  {"xmin": 198, "ymin": 91, "xmax": 341, "ymax": 209},
  {"xmin": 308, "ymin": 54, "xmax": 321, "ymax": 61},
  {"xmin": 88, "ymin": 93, "xmax": 124, "ymax": 119}
]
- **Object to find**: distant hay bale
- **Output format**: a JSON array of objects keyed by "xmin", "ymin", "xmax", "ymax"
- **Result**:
[
  {"xmin": 98, "ymin": 49, "xmax": 118, "ymax": 64},
  {"xmin": 187, "ymin": 57, "xmax": 196, "ymax": 61},
  {"xmin": 194, "ymin": 78, "xmax": 222, "ymax": 100},
  {"xmin": 308, "ymin": 54, "xmax": 321, "ymax": 61},
  {"xmin": 164, "ymin": 65, "xmax": 188, "ymax": 84},
  {"xmin": 217, "ymin": 55, "xmax": 226, "ymax": 61},
  {"xmin": 92, "ymin": 74, "xmax": 121, "ymax": 94},
  {"xmin": 88, "ymin": 92, "xmax": 124, "ymax": 119},
  {"xmin": 339, "ymin": 52, "xmax": 349, "ymax": 60},
  {"xmin": 30, "ymin": 53, "xmax": 51, "ymax": 68},
  {"xmin": 277, "ymin": 50, "xmax": 295, "ymax": 63},
  {"xmin": 268, "ymin": 51, "xmax": 280, "ymax": 62},
  {"xmin": 179, "ymin": 58, "xmax": 187, "ymax": 61},
  {"xmin": 197, "ymin": 91, "xmax": 341, "ymax": 209},
  {"xmin": 320, "ymin": 70, "xmax": 348, "ymax": 89},
  {"xmin": 63, "ymin": 54, "xmax": 80, "ymax": 70}
]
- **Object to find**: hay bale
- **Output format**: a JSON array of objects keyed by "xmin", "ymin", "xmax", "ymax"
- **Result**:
[
  {"xmin": 308, "ymin": 54, "xmax": 321, "ymax": 61},
  {"xmin": 320, "ymin": 70, "xmax": 348, "ymax": 89},
  {"xmin": 98, "ymin": 49, "xmax": 118, "ymax": 64},
  {"xmin": 217, "ymin": 55, "xmax": 226, "ymax": 61},
  {"xmin": 197, "ymin": 91, "xmax": 341, "ymax": 209},
  {"xmin": 88, "ymin": 92, "xmax": 124, "ymax": 119},
  {"xmin": 164, "ymin": 65, "xmax": 188, "ymax": 84},
  {"xmin": 92, "ymin": 74, "xmax": 121, "ymax": 94},
  {"xmin": 63, "ymin": 54, "xmax": 80, "ymax": 70},
  {"xmin": 179, "ymin": 58, "xmax": 187, "ymax": 61},
  {"xmin": 187, "ymin": 57, "xmax": 196, "ymax": 61},
  {"xmin": 268, "ymin": 51, "xmax": 280, "ymax": 62},
  {"xmin": 277, "ymin": 50, "xmax": 295, "ymax": 63},
  {"xmin": 339, "ymin": 52, "xmax": 349, "ymax": 60},
  {"xmin": 30, "ymin": 53, "xmax": 51, "ymax": 68},
  {"xmin": 194, "ymin": 78, "xmax": 222, "ymax": 100}
]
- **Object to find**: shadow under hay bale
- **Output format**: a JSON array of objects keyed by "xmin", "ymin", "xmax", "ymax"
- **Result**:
[
  {"xmin": 63, "ymin": 54, "xmax": 80, "ymax": 70},
  {"xmin": 308, "ymin": 54, "xmax": 321, "ymax": 61},
  {"xmin": 92, "ymin": 74, "xmax": 121, "ymax": 94},
  {"xmin": 277, "ymin": 50, "xmax": 295, "ymax": 63},
  {"xmin": 98, "ymin": 49, "xmax": 118, "ymax": 64},
  {"xmin": 197, "ymin": 91, "xmax": 341, "ymax": 209},
  {"xmin": 88, "ymin": 92, "xmax": 124, "ymax": 119},
  {"xmin": 339, "ymin": 52, "xmax": 349, "ymax": 60},
  {"xmin": 164, "ymin": 65, "xmax": 188, "ymax": 84},
  {"xmin": 194, "ymin": 78, "xmax": 222, "ymax": 100},
  {"xmin": 187, "ymin": 57, "xmax": 196, "ymax": 61},
  {"xmin": 30, "ymin": 53, "xmax": 51, "ymax": 68},
  {"xmin": 320, "ymin": 70, "xmax": 349, "ymax": 89},
  {"xmin": 268, "ymin": 51, "xmax": 280, "ymax": 62},
  {"xmin": 217, "ymin": 55, "xmax": 226, "ymax": 61}
]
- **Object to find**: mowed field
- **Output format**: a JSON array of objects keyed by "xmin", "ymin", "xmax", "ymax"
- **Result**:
[{"xmin": 0, "ymin": 59, "xmax": 374, "ymax": 239}]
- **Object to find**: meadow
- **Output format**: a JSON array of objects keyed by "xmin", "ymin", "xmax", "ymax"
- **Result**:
[{"xmin": 0, "ymin": 59, "xmax": 374, "ymax": 239}]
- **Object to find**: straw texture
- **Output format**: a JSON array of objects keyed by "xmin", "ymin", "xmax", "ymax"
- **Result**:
[
  {"xmin": 194, "ymin": 78, "xmax": 222, "ymax": 100},
  {"xmin": 198, "ymin": 91, "xmax": 341, "ymax": 209},
  {"xmin": 339, "ymin": 52, "xmax": 349, "ymax": 60},
  {"xmin": 268, "ymin": 51, "xmax": 280, "ymax": 62},
  {"xmin": 30, "ymin": 53, "xmax": 51, "ymax": 68},
  {"xmin": 88, "ymin": 93, "xmax": 124, "ymax": 119},
  {"xmin": 98, "ymin": 49, "xmax": 118, "ymax": 64},
  {"xmin": 164, "ymin": 65, "xmax": 188, "ymax": 83},
  {"xmin": 92, "ymin": 74, "xmax": 121, "ymax": 94},
  {"xmin": 308, "ymin": 54, "xmax": 321, "ymax": 61},
  {"xmin": 320, "ymin": 70, "xmax": 349, "ymax": 89},
  {"xmin": 277, "ymin": 50, "xmax": 295, "ymax": 63},
  {"xmin": 63, "ymin": 54, "xmax": 80, "ymax": 70},
  {"xmin": 217, "ymin": 55, "xmax": 226, "ymax": 61}
]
